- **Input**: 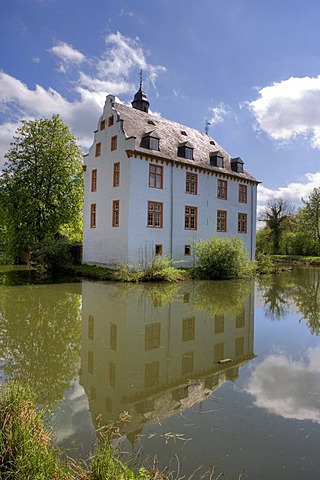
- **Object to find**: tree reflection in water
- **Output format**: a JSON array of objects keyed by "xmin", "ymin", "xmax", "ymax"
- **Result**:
[
  {"xmin": 0, "ymin": 283, "xmax": 81, "ymax": 405},
  {"xmin": 257, "ymin": 266, "xmax": 320, "ymax": 335}
]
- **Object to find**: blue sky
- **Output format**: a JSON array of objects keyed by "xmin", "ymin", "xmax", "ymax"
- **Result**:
[{"xmin": 2, "ymin": 0, "xmax": 320, "ymax": 214}]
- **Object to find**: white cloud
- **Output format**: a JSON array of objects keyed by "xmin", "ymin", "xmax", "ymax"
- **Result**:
[
  {"xmin": 256, "ymin": 172, "xmax": 320, "ymax": 227},
  {"xmin": 257, "ymin": 172, "xmax": 320, "ymax": 208},
  {"xmin": 248, "ymin": 75, "xmax": 320, "ymax": 148},
  {"xmin": 246, "ymin": 347, "xmax": 320, "ymax": 423},
  {"xmin": 208, "ymin": 102, "xmax": 232, "ymax": 125},
  {"xmin": 50, "ymin": 41, "xmax": 85, "ymax": 64},
  {"xmin": 0, "ymin": 32, "xmax": 166, "ymax": 165}
]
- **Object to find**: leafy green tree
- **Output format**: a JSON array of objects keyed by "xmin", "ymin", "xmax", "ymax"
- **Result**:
[
  {"xmin": 259, "ymin": 199, "xmax": 294, "ymax": 254},
  {"xmin": 256, "ymin": 228, "xmax": 273, "ymax": 255},
  {"xmin": 301, "ymin": 188, "xmax": 320, "ymax": 250},
  {"xmin": 0, "ymin": 115, "xmax": 83, "ymax": 262}
]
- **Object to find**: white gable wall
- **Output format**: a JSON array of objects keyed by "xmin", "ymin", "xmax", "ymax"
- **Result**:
[{"xmin": 83, "ymin": 99, "xmax": 134, "ymax": 265}]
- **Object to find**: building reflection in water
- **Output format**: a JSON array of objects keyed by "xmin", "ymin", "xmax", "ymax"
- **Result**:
[{"xmin": 80, "ymin": 280, "xmax": 255, "ymax": 442}]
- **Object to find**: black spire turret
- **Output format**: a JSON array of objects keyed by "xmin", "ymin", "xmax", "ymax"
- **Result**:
[{"xmin": 131, "ymin": 70, "xmax": 150, "ymax": 113}]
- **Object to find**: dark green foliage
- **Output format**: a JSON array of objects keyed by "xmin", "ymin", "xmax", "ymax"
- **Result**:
[
  {"xmin": 116, "ymin": 256, "xmax": 185, "ymax": 282},
  {"xmin": 194, "ymin": 236, "xmax": 254, "ymax": 279},
  {"xmin": 255, "ymin": 253, "xmax": 277, "ymax": 274},
  {"xmin": 32, "ymin": 236, "xmax": 72, "ymax": 273},
  {"xmin": 0, "ymin": 115, "xmax": 83, "ymax": 263}
]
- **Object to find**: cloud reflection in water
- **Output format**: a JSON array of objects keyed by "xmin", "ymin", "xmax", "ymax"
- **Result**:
[{"xmin": 246, "ymin": 346, "xmax": 320, "ymax": 423}]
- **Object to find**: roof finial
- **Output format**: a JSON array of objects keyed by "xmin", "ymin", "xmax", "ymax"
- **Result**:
[
  {"xmin": 205, "ymin": 119, "xmax": 211, "ymax": 135},
  {"xmin": 132, "ymin": 71, "xmax": 150, "ymax": 113}
]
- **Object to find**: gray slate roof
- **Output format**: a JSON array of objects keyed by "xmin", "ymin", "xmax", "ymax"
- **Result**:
[{"xmin": 114, "ymin": 102, "xmax": 258, "ymax": 183}]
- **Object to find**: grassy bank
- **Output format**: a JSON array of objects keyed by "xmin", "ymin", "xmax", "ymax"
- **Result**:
[
  {"xmin": 72, "ymin": 257, "xmax": 186, "ymax": 283},
  {"xmin": 0, "ymin": 382, "xmax": 163, "ymax": 479},
  {"xmin": 272, "ymin": 254, "xmax": 320, "ymax": 265}
]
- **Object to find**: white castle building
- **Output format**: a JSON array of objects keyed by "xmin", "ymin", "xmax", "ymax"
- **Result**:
[{"xmin": 83, "ymin": 85, "xmax": 258, "ymax": 266}]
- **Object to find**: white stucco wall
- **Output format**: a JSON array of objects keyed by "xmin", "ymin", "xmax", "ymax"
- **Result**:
[{"xmin": 83, "ymin": 94, "xmax": 258, "ymax": 266}]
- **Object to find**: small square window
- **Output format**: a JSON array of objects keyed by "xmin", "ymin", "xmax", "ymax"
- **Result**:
[
  {"xmin": 184, "ymin": 245, "xmax": 191, "ymax": 255},
  {"xmin": 155, "ymin": 244, "xmax": 162, "ymax": 256}
]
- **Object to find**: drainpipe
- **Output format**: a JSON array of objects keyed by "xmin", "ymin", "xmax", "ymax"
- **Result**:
[{"xmin": 170, "ymin": 160, "xmax": 174, "ymax": 258}]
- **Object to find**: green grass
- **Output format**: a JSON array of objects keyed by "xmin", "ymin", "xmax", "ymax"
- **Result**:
[
  {"xmin": 0, "ymin": 382, "xmax": 166, "ymax": 480},
  {"xmin": 71, "ymin": 264, "xmax": 116, "ymax": 281},
  {"xmin": 115, "ymin": 256, "xmax": 186, "ymax": 283},
  {"xmin": 272, "ymin": 254, "xmax": 320, "ymax": 264},
  {"xmin": 0, "ymin": 382, "xmax": 70, "ymax": 479}
]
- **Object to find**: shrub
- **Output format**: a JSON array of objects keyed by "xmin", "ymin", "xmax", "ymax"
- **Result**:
[
  {"xmin": 116, "ymin": 256, "xmax": 185, "ymax": 283},
  {"xmin": 194, "ymin": 236, "xmax": 254, "ymax": 279},
  {"xmin": 116, "ymin": 264, "xmax": 142, "ymax": 282},
  {"xmin": 141, "ymin": 256, "xmax": 184, "ymax": 282},
  {"xmin": 255, "ymin": 253, "xmax": 276, "ymax": 274},
  {"xmin": 32, "ymin": 235, "xmax": 72, "ymax": 274}
]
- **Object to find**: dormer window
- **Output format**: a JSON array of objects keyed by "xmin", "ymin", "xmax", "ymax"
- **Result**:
[
  {"xmin": 141, "ymin": 131, "xmax": 160, "ymax": 151},
  {"xmin": 210, "ymin": 151, "xmax": 224, "ymax": 168},
  {"xmin": 178, "ymin": 142, "xmax": 194, "ymax": 160},
  {"xmin": 231, "ymin": 157, "xmax": 244, "ymax": 173}
]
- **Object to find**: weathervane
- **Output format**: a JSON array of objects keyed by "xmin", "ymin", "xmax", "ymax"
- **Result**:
[
  {"xmin": 205, "ymin": 119, "xmax": 211, "ymax": 135},
  {"xmin": 139, "ymin": 69, "xmax": 143, "ymax": 89}
]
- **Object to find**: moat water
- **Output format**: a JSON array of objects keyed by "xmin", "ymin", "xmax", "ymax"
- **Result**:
[{"xmin": 0, "ymin": 266, "xmax": 320, "ymax": 479}]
